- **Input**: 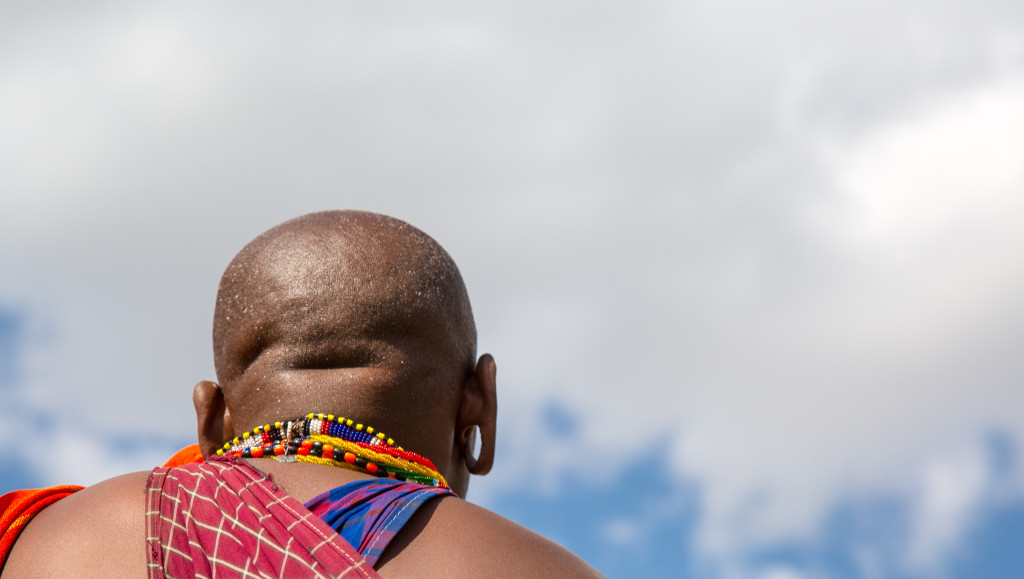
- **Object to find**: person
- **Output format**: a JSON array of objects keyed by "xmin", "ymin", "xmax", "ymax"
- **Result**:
[{"xmin": 0, "ymin": 210, "xmax": 603, "ymax": 578}]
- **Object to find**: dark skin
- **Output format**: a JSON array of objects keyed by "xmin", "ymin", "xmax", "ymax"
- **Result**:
[{"xmin": 3, "ymin": 211, "xmax": 603, "ymax": 578}]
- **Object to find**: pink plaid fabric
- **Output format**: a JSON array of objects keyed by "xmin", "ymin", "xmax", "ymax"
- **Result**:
[{"xmin": 146, "ymin": 457, "xmax": 381, "ymax": 579}]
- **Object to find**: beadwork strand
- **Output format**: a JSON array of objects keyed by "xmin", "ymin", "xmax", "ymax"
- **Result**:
[{"xmin": 216, "ymin": 413, "xmax": 449, "ymax": 489}]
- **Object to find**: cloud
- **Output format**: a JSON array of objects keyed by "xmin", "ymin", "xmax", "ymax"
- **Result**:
[
  {"xmin": 602, "ymin": 518, "xmax": 643, "ymax": 547},
  {"xmin": 757, "ymin": 568, "xmax": 809, "ymax": 579},
  {"xmin": 673, "ymin": 68, "xmax": 1024, "ymax": 575},
  {"xmin": 0, "ymin": 306, "xmax": 25, "ymax": 387},
  {"xmin": 811, "ymin": 74, "xmax": 1024, "ymax": 251},
  {"xmin": 905, "ymin": 439, "xmax": 997, "ymax": 574}
]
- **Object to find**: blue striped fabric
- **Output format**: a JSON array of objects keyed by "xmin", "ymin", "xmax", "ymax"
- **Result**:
[{"xmin": 304, "ymin": 478, "xmax": 456, "ymax": 567}]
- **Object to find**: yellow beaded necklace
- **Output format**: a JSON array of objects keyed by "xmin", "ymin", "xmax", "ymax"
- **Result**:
[{"xmin": 217, "ymin": 413, "xmax": 449, "ymax": 489}]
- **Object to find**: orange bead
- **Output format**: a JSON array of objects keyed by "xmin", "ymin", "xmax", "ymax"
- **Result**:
[{"xmin": 344, "ymin": 452, "xmax": 357, "ymax": 464}]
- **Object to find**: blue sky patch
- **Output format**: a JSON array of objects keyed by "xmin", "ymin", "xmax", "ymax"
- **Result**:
[
  {"xmin": 489, "ymin": 448, "xmax": 700, "ymax": 578},
  {"xmin": 541, "ymin": 399, "xmax": 580, "ymax": 438}
]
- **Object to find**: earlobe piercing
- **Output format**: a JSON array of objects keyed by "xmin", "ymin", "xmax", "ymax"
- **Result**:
[{"xmin": 463, "ymin": 424, "xmax": 481, "ymax": 472}]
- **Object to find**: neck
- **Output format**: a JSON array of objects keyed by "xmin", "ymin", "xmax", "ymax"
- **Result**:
[{"xmin": 240, "ymin": 458, "xmax": 377, "ymax": 504}]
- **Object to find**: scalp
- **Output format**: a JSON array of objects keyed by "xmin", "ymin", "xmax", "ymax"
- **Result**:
[{"xmin": 212, "ymin": 211, "xmax": 476, "ymax": 428}]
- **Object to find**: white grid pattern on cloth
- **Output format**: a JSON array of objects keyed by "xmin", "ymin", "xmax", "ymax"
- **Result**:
[
  {"xmin": 145, "ymin": 459, "xmax": 381, "ymax": 579},
  {"xmin": 175, "ymin": 474, "xmax": 314, "ymax": 574},
  {"xmin": 146, "ymin": 471, "xmax": 167, "ymax": 574}
]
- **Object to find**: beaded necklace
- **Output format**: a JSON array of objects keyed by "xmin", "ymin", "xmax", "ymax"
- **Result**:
[{"xmin": 217, "ymin": 413, "xmax": 449, "ymax": 490}]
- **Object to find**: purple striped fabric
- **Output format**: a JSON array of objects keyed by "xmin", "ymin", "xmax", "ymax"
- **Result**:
[
  {"xmin": 304, "ymin": 478, "xmax": 455, "ymax": 566},
  {"xmin": 145, "ymin": 457, "xmax": 381, "ymax": 579}
]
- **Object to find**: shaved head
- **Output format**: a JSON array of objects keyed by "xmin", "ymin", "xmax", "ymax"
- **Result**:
[{"xmin": 212, "ymin": 211, "xmax": 477, "ymax": 440}]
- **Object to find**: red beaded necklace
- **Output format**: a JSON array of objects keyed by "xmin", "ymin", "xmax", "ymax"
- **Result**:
[{"xmin": 217, "ymin": 413, "xmax": 449, "ymax": 489}]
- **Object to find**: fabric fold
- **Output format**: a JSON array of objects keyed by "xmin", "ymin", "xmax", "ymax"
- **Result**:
[{"xmin": 146, "ymin": 457, "xmax": 380, "ymax": 579}]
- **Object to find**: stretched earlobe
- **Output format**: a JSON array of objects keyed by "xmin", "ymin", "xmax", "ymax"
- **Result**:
[
  {"xmin": 462, "ymin": 424, "xmax": 482, "ymax": 473},
  {"xmin": 458, "ymin": 354, "xmax": 497, "ymax": 476},
  {"xmin": 193, "ymin": 380, "xmax": 234, "ymax": 458}
]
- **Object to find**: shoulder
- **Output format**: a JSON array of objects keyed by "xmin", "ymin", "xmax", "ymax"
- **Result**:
[
  {"xmin": 2, "ymin": 471, "xmax": 150, "ymax": 578},
  {"xmin": 377, "ymin": 495, "xmax": 605, "ymax": 578}
]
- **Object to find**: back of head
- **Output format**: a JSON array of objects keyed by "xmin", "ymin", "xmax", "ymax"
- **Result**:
[{"xmin": 212, "ymin": 210, "xmax": 477, "ymax": 448}]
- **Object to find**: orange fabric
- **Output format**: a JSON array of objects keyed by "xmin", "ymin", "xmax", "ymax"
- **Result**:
[
  {"xmin": 162, "ymin": 444, "xmax": 205, "ymax": 468},
  {"xmin": 0, "ymin": 485, "xmax": 84, "ymax": 571}
]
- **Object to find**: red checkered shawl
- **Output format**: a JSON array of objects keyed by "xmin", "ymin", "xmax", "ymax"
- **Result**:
[{"xmin": 146, "ymin": 457, "xmax": 381, "ymax": 579}]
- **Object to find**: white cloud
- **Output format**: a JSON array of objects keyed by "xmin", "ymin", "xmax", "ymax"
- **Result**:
[
  {"xmin": 905, "ymin": 440, "xmax": 994, "ymax": 574},
  {"xmin": 812, "ymin": 74, "xmax": 1024, "ymax": 252},
  {"xmin": 757, "ymin": 568, "xmax": 809, "ymax": 579},
  {"xmin": 675, "ymin": 69, "xmax": 1024, "ymax": 573},
  {"xmin": 602, "ymin": 518, "xmax": 643, "ymax": 547}
]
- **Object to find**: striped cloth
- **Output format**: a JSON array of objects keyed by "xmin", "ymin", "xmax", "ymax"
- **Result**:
[
  {"xmin": 304, "ymin": 478, "xmax": 455, "ymax": 566},
  {"xmin": 146, "ymin": 457, "xmax": 381, "ymax": 579}
]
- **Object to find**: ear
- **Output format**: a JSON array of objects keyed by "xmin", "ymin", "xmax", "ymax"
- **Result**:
[
  {"xmin": 456, "ymin": 354, "xmax": 497, "ymax": 475},
  {"xmin": 193, "ymin": 380, "xmax": 235, "ymax": 458}
]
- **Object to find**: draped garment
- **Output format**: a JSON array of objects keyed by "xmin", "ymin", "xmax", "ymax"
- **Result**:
[{"xmin": 146, "ymin": 457, "xmax": 380, "ymax": 579}]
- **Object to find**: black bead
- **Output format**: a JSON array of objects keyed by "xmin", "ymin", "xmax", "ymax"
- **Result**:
[{"xmin": 354, "ymin": 457, "xmax": 367, "ymax": 468}]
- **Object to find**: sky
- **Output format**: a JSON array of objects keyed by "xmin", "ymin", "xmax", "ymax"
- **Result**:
[{"xmin": 1, "ymin": 2, "xmax": 1023, "ymax": 578}]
